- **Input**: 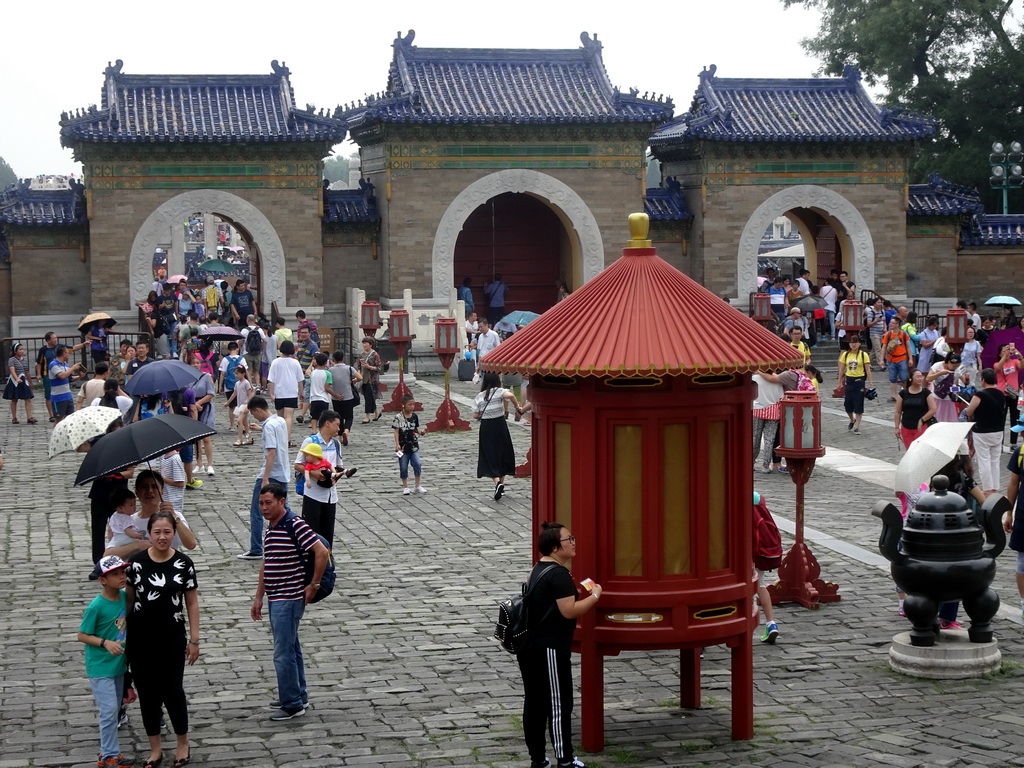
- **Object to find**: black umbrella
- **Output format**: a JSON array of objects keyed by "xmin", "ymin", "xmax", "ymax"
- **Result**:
[
  {"xmin": 75, "ymin": 414, "xmax": 216, "ymax": 486},
  {"xmin": 198, "ymin": 326, "xmax": 243, "ymax": 342},
  {"xmin": 124, "ymin": 360, "xmax": 202, "ymax": 396}
]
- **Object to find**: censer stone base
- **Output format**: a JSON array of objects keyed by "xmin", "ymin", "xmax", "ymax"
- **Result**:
[{"xmin": 889, "ymin": 630, "xmax": 1000, "ymax": 679}]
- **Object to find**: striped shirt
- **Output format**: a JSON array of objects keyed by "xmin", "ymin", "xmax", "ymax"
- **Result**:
[
  {"xmin": 48, "ymin": 359, "xmax": 73, "ymax": 401},
  {"xmin": 263, "ymin": 514, "xmax": 318, "ymax": 602}
]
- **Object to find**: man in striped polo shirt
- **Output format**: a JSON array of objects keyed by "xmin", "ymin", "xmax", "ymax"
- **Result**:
[{"xmin": 250, "ymin": 484, "xmax": 329, "ymax": 721}]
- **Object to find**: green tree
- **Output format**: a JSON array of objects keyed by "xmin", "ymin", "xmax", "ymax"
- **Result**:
[
  {"xmin": 786, "ymin": 0, "xmax": 1024, "ymax": 210},
  {"xmin": 0, "ymin": 156, "xmax": 16, "ymax": 189},
  {"xmin": 323, "ymin": 154, "xmax": 350, "ymax": 185}
]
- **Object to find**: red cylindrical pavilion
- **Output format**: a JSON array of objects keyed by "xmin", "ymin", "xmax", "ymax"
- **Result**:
[{"xmin": 482, "ymin": 214, "xmax": 802, "ymax": 748}]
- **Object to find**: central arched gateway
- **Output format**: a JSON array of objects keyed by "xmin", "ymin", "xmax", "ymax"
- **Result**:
[
  {"xmin": 431, "ymin": 169, "xmax": 605, "ymax": 300},
  {"xmin": 129, "ymin": 190, "xmax": 287, "ymax": 310},
  {"xmin": 737, "ymin": 185, "xmax": 875, "ymax": 299}
]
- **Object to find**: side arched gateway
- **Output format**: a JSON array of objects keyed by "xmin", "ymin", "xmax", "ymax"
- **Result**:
[
  {"xmin": 736, "ymin": 185, "xmax": 875, "ymax": 299},
  {"xmin": 128, "ymin": 190, "xmax": 287, "ymax": 310},
  {"xmin": 431, "ymin": 169, "xmax": 605, "ymax": 300}
]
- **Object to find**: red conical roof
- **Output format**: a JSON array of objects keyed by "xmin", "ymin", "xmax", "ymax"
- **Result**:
[{"xmin": 481, "ymin": 219, "xmax": 803, "ymax": 378}]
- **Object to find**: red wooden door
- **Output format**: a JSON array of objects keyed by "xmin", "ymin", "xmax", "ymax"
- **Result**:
[{"xmin": 453, "ymin": 193, "xmax": 564, "ymax": 317}]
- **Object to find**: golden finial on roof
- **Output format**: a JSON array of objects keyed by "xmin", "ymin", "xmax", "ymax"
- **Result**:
[{"xmin": 626, "ymin": 212, "xmax": 651, "ymax": 249}]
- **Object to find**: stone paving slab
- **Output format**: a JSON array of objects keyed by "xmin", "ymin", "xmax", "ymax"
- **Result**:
[{"xmin": 3, "ymin": 375, "xmax": 1024, "ymax": 767}]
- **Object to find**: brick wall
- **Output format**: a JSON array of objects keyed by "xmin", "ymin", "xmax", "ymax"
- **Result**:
[
  {"xmin": 11, "ymin": 246, "xmax": 90, "ymax": 315},
  {"xmin": 322, "ymin": 244, "xmax": 378, "ymax": 317},
  {"xmin": 906, "ymin": 235, "xmax": 958, "ymax": 298},
  {"xmin": 957, "ymin": 246, "xmax": 1024, "ymax": 304},
  {"xmin": 88, "ymin": 187, "xmax": 323, "ymax": 310},
  {"xmin": 374, "ymin": 166, "xmax": 645, "ymax": 296}
]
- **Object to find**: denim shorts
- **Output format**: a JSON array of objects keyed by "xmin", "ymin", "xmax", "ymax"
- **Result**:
[{"xmin": 887, "ymin": 360, "xmax": 909, "ymax": 384}]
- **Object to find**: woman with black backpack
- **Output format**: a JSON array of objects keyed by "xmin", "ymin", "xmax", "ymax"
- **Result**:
[{"xmin": 517, "ymin": 522, "xmax": 601, "ymax": 768}]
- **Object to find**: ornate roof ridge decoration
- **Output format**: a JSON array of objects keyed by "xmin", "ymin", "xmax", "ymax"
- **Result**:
[
  {"xmin": 644, "ymin": 176, "xmax": 691, "ymax": 220},
  {"xmin": 650, "ymin": 64, "xmax": 936, "ymax": 148},
  {"xmin": 480, "ymin": 214, "xmax": 803, "ymax": 378},
  {"xmin": 961, "ymin": 212, "xmax": 1024, "ymax": 246},
  {"xmin": 343, "ymin": 30, "xmax": 674, "ymax": 134},
  {"xmin": 0, "ymin": 178, "xmax": 86, "ymax": 226},
  {"xmin": 60, "ymin": 60, "xmax": 347, "ymax": 147},
  {"xmin": 907, "ymin": 173, "xmax": 984, "ymax": 217},
  {"xmin": 322, "ymin": 178, "xmax": 380, "ymax": 224}
]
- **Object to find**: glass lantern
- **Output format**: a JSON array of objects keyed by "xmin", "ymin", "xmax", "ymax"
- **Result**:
[
  {"xmin": 840, "ymin": 300, "xmax": 863, "ymax": 332},
  {"xmin": 435, "ymin": 318, "xmax": 459, "ymax": 353},
  {"xmin": 752, "ymin": 292, "xmax": 772, "ymax": 322},
  {"xmin": 360, "ymin": 301, "xmax": 380, "ymax": 330},
  {"xmin": 777, "ymin": 391, "xmax": 825, "ymax": 458},
  {"xmin": 389, "ymin": 309, "xmax": 412, "ymax": 342},
  {"xmin": 945, "ymin": 308, "xmax": 968, "ymax": 344}
]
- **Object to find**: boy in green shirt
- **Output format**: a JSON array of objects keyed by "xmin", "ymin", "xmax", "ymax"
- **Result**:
[{"xmin": 77, "ymin": 555, "xmax": 132, "ymax": 768}]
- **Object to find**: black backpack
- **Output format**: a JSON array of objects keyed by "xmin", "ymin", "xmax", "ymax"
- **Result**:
[
  {"xmin": 494, "ymin": 564, "xmax": 558, "ymax": 653},
  {"xmin": 283, "ymin": 514, "xmax": 336, "ymax": 604},
  {"xmin": 244, "ymin": 328, "xmax": 264, "ymax": 356}
]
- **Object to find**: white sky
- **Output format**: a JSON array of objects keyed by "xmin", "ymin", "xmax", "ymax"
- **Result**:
[{"xmin": 1, "ymin": 0, "xmax": 825, "ymax": 177}]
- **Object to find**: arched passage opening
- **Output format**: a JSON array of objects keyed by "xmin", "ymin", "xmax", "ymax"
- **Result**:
[
  {"xmin": 738, "ymin": 185, "xmax": 874, "ymax": 299},
  {"xmin": 431, "ymin": 169, "xmax": 605, "ymax": 303},
  {"xmin": 128, "ymin": 190, "xmax": 286, "ymax": 312},
  {"xmin": 454, "ymin": 192, "xmax": 572, "ymax": 316}
]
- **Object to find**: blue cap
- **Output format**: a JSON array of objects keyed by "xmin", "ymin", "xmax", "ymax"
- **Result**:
[{"xmin": 753, "ymin": 491, "xmax": 761, "ymax": 505}]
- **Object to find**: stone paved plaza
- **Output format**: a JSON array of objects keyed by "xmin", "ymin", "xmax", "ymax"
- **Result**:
[{"xmin": 5, "ymin": 373, "xmax": 1024, "ymax": 768}]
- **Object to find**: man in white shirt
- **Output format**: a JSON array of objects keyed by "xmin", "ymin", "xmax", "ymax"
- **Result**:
[
  {"xmin": 237, "ymin": 396, "xmax": 292, "ymax": 559},
  {"xmin": 475, "ymin": 317, "xmax": 501, "ymax": 373},
  {"xmin": 796, "ymin": 269, "xmax": 811, "ymax": 297}
]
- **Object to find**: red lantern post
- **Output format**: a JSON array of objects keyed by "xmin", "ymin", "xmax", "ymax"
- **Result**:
[
  {"xmin": 832, "ymin": 300, "xmax": 865, "ymax": 399},
  {"xmin": 767, "ymin": 390, "xmax": 841, "ymax": 608},
  {"xmin": 426, "ymin": 318, "xmax": 470, "ymax": 432},
  {"xmin": 359, "ymin": 301, "xmax": 380, "ymax": 339},
  {"xmin": 946, "ymin": 308, "xmax": 968, "ymax": 353},
  {"xmin": 752, "ymin": 292, "xmax": 773, "ymax": 327},
  {"xmin": 382, "ymin": 310, "xmax": 421, "ymax": 412}
]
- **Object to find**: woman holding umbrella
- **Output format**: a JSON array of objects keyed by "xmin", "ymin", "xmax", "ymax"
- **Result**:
[{"xmin": 5, "ymin": 342, "xmax": 37, "ymax": 424}]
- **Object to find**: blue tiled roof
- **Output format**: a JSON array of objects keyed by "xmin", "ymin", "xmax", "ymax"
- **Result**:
[
  {"xmin": 0, "ymin": 180, "xmax": 86, "ymax": 226},
  {"xmin": 345, "ymin": 31, "xmax": 673, "ymax": 130},
  {"xmin": 908, "ymin": 174, "xmax": 984, "ymax": 217},
  {"xmin": 650, "ymin": 65, "xmax": 934, "ymax": 146},
  {"xmin": 961, "ymin": 214, "xmax": 1024, "ymax": 246},
  {"xmin": 644, "ymin": 177, "xmax": 691, "ymax": 220},
  {"xmin": 323, "ymin": 179, "xmax": 379, "ymax": 224},
  {"xmin": 60, "ymin": 60, "xmax": 346, "ymax": 146}
]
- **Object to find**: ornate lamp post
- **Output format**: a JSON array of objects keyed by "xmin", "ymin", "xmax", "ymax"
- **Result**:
[
  {"xmin": 751, "ymin": 293, "xmax": 773, "ymax": 328},
  {"xmin": 989, "ymin": 140, "xmax": 1023, "ymax": 215},
  {"xmin": 382, "ymin": 309, "xmax": 421, "ymax": 412},
  {"xmin": 426, "ymin": 318, "xmax": 469, "ymax": 432},
  {"xmin": 767, "ymin": 390, "xmax": 840, "ymax": 608},
  {"xmin": 359, "ymin": 301, "xmax": 381, "ymax": 339},
  {"xmin": 945, "ymin": 307, "xmax": 968, "ymax": 354},
  {"xmin": 831, "ymin": 299, "xmax": 865, "ymax": 398}
]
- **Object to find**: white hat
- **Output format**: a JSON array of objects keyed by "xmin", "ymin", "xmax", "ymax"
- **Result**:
[{"xmin": 98, "ymin": 555, "xmax": 130, "ymax": 575}]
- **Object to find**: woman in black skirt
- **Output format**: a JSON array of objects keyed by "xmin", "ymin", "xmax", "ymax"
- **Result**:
[
  {"xmin": 4, "ymin": 342, "xmax": 36, "ymax": 424},
  {"xmin": 472, "ymin": 371, "xmax": 521, "ymax": 500}
]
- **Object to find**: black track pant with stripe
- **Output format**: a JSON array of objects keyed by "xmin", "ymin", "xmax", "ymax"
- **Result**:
[{"xmin": 517, "ymin": 645, "xmax": 574, "ymax": 764}]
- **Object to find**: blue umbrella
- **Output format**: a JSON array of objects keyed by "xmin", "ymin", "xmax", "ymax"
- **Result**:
[
  {"xmin": 984, "ymin": 295, "xmax": 1021, "ymax": 307},
  {"xmin": 124, "ymin": 360, "xmax": 202, "ymax": 396},
  {"xmin": 500, "ymin": 310, "xmax": 541, "ymax": 327}
]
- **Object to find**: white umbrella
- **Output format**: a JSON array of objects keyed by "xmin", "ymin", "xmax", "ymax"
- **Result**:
[
  {"xmin": 894, "ymin": 422, "xmax": 974, "ymax": 493},
  {"xmin": 48, "ymin": 406, "xmax": 124, "ymax": 458}
]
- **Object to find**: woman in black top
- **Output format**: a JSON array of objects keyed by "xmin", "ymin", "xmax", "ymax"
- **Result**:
[
  {"xmin": 517, "ymin": 523, "xmax": 602, "ymax": 768},
  {"xmin": 127, "ymin": 511, "xmax": 200, "ymax": 768},
  {"xmin": 894, "ymin": 369, "xmax": 936, "ymax": 448}
]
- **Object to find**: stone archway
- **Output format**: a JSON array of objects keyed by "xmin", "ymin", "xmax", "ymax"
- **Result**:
[
  {"xmin": 737, "ymin": 185, "xmax": 874, "ymax": 298},
  {"xmin": 431, "ymin": 169, "xmax": 604, "ymax": 299},
  {"xmin": 129, "ymin": 190, "xmax": 286, "ymax": 308}
]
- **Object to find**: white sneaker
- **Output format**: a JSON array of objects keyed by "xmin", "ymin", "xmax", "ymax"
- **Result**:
[
  {"xmin": 207, "ymin": 466, "xmax": 215, "ymax": 476},
  {"xmin": 402, "ymin": 488, "xmax": 412, "ymax": 495},
  {"xmin": 415, "ymin": 486, "xmax": 427, "ymax": 493}
]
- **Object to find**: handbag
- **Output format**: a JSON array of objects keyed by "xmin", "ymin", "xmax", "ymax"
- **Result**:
[
  {"xmin": 1007, "ymin": 386, "xmax": 1019, "ymax": 400},
  {"xmin": 348, "ymin": 365, "xmax": 361, "ymax": 406}
]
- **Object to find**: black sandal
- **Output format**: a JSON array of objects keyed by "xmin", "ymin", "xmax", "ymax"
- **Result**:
[{"xmin": 173, "ymin": 751, "xmax": 191, "ymax": 768}]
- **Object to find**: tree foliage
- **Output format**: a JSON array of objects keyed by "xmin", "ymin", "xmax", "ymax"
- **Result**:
[
  {"xmin": 0, "ymin": 156, "xmax": 16, "ymax": 189},
  {"xmin": 323, "ymin": 154, "xmax": 350, "ymax": 185},
  {"xmin": 786, "ymin": 0, "xmax": 1024, "ymax": 209}
]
